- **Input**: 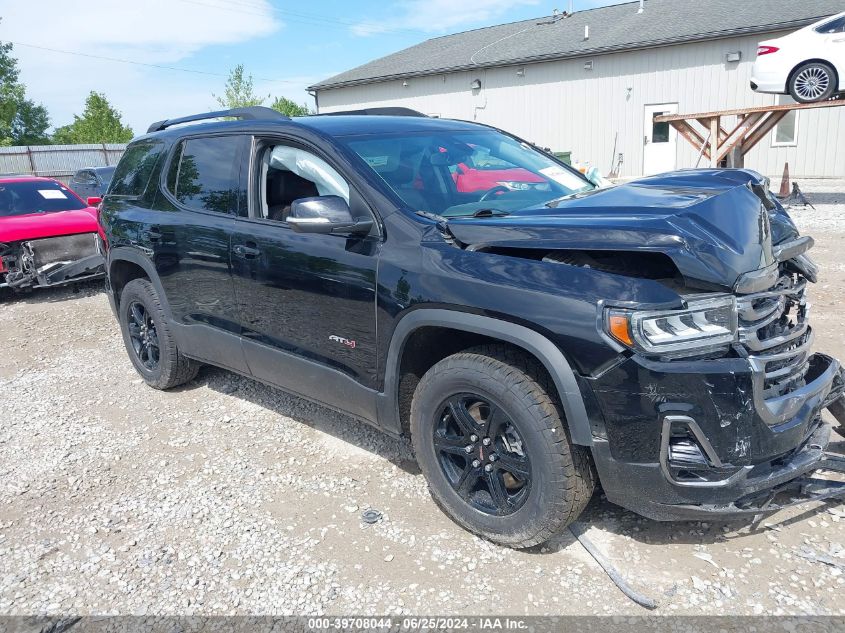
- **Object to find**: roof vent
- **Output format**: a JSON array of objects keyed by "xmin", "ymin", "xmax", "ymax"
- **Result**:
[
  {"xmin": 637, "ymin": 0, "xmax": 644, "ymax": 13},
  {"xmin": 584, "ymin": 25, "xmax": 589, "ymax": 40},
  {"xmin": 539, "ymin": 7, "xmax": 569, "ymax": 24}
]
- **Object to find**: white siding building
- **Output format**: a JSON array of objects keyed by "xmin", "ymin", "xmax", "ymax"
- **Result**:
[{"xmin": 311, "ymin": 0, "xmax": 845, "ymax": 179}]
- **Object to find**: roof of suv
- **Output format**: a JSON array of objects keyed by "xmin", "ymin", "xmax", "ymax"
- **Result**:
[
  {"xmin": 295, "ymin": 114, "xmax": 483, "ymax": 136},
  {"xmin": 137, "ymin": 108, "xmax": 486, "ymax": 143}
]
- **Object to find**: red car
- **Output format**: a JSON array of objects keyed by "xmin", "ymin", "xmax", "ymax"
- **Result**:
[
  {"xmin": 448, "ymin": 146, "xmax": 549, "ymax": 194},
  {"xmin": 0, "ymin": 176, "xmax": 105, "ymax": 291}
]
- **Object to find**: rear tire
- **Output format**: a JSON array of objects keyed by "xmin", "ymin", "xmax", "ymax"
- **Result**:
[
  {"xmin": 410, "ymin": 344, "xmax": 595, "ymax": 549},
  {"xmin": 789, "ymin": 62, "xmax": 837, "ymax": 103},
  {"xmin": 119, "ymin": 278, "xmax": 199, "ymax": 390}
]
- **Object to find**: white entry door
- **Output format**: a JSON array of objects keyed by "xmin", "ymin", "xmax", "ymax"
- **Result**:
[{"xmin": 643, "ymin": 103, "xmax": 678, "ymax": 176}]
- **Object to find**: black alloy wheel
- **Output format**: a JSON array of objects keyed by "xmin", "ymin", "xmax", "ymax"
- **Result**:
[
  {"xmin": 127, "ymin": 301, "xmax": 160, "ymax": 370},
  {"xmin": 434, "ymin": 395, "xmax": 531, "ymax": 516},
  {"xmin": 118, "ymin": 278, "xmax": 199, "ymax": 389},
  {"xmin": 411, "ymin": 345, "xmax": 595, "ymax": 548}
]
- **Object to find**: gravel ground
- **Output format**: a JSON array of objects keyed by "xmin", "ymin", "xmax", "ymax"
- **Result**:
[{"xmin": 1, "ymin": 181, "xmax": 844, "ymax": 617}]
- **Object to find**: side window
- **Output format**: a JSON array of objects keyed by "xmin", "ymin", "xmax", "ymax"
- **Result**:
[
  {"xmin": 109, "ymin": 140, "xmax": 166, "ymax": 197},
  {"xmin": 166, "ymin": 136, "xmax": 243, "ymax": 214},
  {"xmin": 817, "ymin": 16, "xmax": 845, "ymax": 33},
  {"xmin": 74, "ymin": 170, "xmax": 95, "ymax": 185},
  {"xmin": 261, "ymin": 144, "xmax": 350, "ymax": 222}
]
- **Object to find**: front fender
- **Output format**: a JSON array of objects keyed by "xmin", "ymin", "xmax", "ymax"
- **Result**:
[{"xmin": 378, "ymin": 308, "xmax": 593, "ymax": 445}]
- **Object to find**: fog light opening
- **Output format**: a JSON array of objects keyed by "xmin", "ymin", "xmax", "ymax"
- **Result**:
[{"xmin": 660, "ymin": 414, "xmax": 746, "ymax": 487}]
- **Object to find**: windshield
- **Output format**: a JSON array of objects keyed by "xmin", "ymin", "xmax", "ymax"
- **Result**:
[
  {"xmin": 341, "ymin": 129, "xmax": 594, "ymax": 218},
  {"xmin": 0, "ymin": 180, "xmax": 86, "ymax": 217},
  {"xmin": 97, "ymin": 166, "xmax": 116, "ymax": 186}
]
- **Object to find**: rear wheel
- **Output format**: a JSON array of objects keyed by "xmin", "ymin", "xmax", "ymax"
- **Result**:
[
  {"xmin": 119, "ymin": 278, "xmax": 199, "ymax": 390},
  {"xmin": 789, "ymin": 62, "xmax": 837, "ymax": 103},
  {"xmin": 410, "ymin": 344, "xmax": 594, "ymax": 549}
]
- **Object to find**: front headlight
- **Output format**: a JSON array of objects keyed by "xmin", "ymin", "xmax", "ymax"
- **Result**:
[
  {"xmin": 604, "ymin": 295, "xmax": 737, "ymax": 357},
  {"xmin": 496, "ymin": 181, "xmax": 551, "ymax": 192}
]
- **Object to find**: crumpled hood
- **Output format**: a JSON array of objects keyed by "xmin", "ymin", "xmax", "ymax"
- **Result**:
[
  {"xmin": 446, "ymin": 169, "xmax": 798, "ymax": 291},
  {"xmin": 0, "ymin": 208, "xmax": 99, "ymax": 244}
]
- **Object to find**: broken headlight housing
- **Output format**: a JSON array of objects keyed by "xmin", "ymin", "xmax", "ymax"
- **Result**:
[{"xmin": 604, "ymin": 295, "xmax": 737, "ymax": 357}]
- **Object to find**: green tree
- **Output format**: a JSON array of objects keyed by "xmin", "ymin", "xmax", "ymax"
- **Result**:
[
  {"xmin": 0, "ymin": 36, "xmax": 51, "ymax": 145},
  {"xmin": 213, "ymin": 64, "xmax": 267, "ymax": 109},
  {"xmin": 11, "ymin": 99, "xmax": 51, "ymax": 145},
  {"xmin": 52, "ymin": 92, "xmax": 133, "ymax": 144},
  {"xmin": 269, "ymin": 96, "xmax": 312, "ymax": 117},
  {"xmin": 214, "ymin": 65, "xmax": 313, "ymax": 116}
]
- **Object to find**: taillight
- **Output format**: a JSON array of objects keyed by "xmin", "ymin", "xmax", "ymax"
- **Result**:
[{"xmin": 757, "ymin": 46, "xmax": 780, "ymax": 56}]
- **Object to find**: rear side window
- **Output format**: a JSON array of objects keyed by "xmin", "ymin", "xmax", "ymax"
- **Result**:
[
  {"xmin": 816, "ymin": 16, "xmax": 845, "ymax": 33},
  {"xmin": 109, "ymin": 140, "xmax": 165, "ymax": 197},
  {"xmin": 74, "ymin": 170, "xmax": 95, "ymax": 185},
  {"xmin": 165, "ymin": 136, "xmax": 243, "ymax": 214}
]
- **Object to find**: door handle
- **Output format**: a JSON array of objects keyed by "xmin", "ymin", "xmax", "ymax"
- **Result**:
[{"xmin": 233, "ymin": 243, "xmax": 261, "ymax": 259}]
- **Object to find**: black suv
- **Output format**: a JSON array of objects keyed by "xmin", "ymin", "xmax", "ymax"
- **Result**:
[{"xmin": 100, "ymin": 106, "xmax": 845, "ymax": 548}]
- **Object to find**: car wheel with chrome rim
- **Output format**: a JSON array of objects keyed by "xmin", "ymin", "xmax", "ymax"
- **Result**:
[{"xmin": 789, "ymin": 62, "xmax": 837, "ymax": 103}]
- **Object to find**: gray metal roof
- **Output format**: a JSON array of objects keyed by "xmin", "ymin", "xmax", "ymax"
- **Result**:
[{"xmin": 311, "ymin": 0, "xmax": 844, "ymax": 90}]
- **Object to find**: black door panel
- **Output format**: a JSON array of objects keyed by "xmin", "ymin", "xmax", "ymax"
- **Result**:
[
  {"xmin": 231, "ymin": 220, "xmax": 380, "ymax": 388},
  {"xmin": 151, "ymin": 134, "xmax": 251, "ymax": 373}
]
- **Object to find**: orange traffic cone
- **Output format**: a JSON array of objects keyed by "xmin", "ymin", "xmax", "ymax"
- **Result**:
[{"xmin": 778, "ymin": 163, "xmax": 790, "ymax": 198}]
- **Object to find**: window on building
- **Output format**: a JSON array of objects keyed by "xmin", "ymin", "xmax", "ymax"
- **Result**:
[
  {"xmin": 773, "ymin": 95, "xmax": 799, "ymax": 146},
  {"xmin": 166, "ymin": 136, "xmax": 243, "ymax": 213},
  {"xmin": 652, "ymin": 114, "xmax": 671, "ymax": 143}
]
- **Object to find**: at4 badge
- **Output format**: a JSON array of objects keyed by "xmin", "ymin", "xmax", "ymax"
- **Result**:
[{"xmin": 329, "ymin": 335, "xmax": 356, "ymax": 349}]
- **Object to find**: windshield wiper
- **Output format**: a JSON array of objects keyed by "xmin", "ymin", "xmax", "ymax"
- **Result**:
[{"xmin": 471, "ymin": 208, "xmax": 510, "ymax": 218}]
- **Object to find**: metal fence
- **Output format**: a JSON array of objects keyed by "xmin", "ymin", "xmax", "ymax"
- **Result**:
[{"xmin": 0, "ymin": 144, "xmax": 127, "ymax": 185}]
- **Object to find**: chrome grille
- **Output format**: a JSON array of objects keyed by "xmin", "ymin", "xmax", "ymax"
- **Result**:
[{"xmin": 738, "ymin": 274, "xmax": 812, "ymax": 402}]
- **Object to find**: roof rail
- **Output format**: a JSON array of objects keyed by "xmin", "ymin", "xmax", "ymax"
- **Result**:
[
  {"xmin": 322, "ymin": 107, "xmax": 428, "ymax": 118},
  {"xmin": 146, "ymin": 106, "xmax": 289, "ymax": 134}
]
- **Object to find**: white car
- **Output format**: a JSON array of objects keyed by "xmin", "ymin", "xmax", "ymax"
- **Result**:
[{"xmin": 751, "ymin": 11, "xmax": 845, "ymax": 103}]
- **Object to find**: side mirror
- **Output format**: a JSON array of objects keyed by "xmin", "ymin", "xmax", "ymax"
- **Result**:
[
  {"xmin": 287, "ymin": 196, "xmax": 373, "ymax": 236},
  {"xmin": 87, "ymin": 196, "xmax": 102, "ymax": 207}
]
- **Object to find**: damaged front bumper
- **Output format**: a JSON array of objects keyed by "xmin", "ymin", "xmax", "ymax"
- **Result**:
[
  {"xmin": 0, "ymin": 233, "xmax": 105, "ymax": 290},
  {"xmin": 587, "ymin": 351, "xmax": 845, "ymax": 521}
]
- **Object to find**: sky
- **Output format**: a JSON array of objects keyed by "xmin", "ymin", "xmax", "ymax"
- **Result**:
[{"xmin": 0, "ymin": 0, "xmax": 630, "ymax": 135}]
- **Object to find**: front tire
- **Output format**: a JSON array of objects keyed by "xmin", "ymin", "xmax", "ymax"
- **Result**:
[
  {"xmin": 789, "ymin": 62, "xmax": 837, "ymax": 103},
  {"xmin": 410, "ymin": 345, "xmax": 594, "ymax": 549},
  {"xmin": 119, "ymin": 278, "xmax": 199, "ymax": 390}
]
